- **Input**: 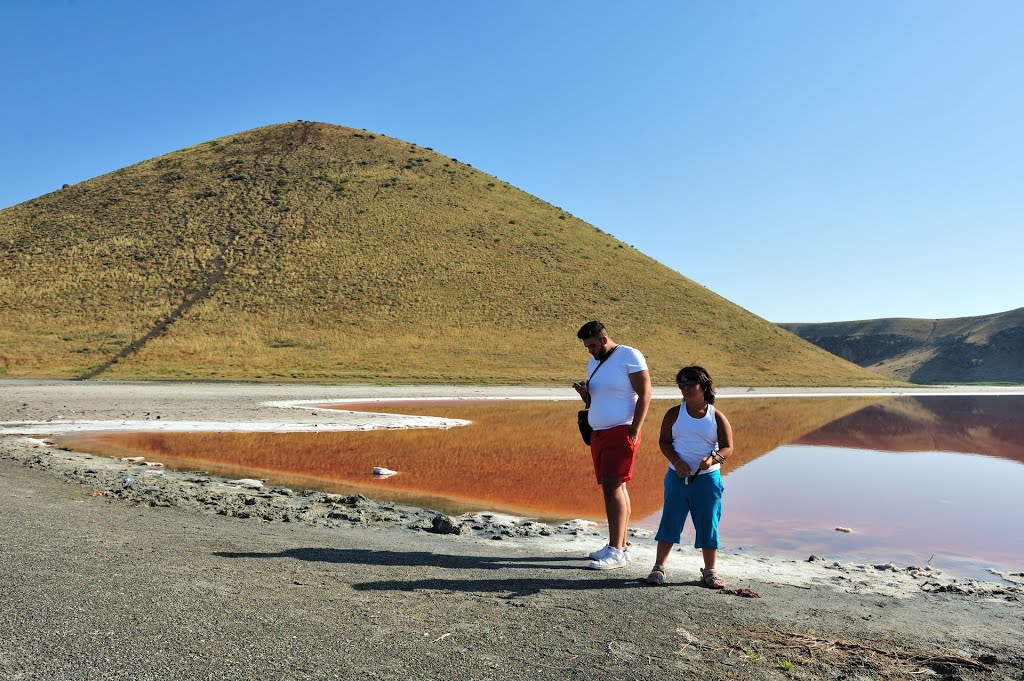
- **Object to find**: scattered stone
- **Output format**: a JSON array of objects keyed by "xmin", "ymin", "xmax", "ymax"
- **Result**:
[
  {"xmin": 428, "ymin": 514, "xmax": 465, "ymax": 535},
  {"xmin": 675, "ymin": 626, "xmax": 700, "ymax": 645},
  {"xmin": 560, "ymin": 519, "xmax": 596, "ymax": 530},
  {"xmin": 229, "ymin": 478, "xmax": 264, "ymax": 489}
]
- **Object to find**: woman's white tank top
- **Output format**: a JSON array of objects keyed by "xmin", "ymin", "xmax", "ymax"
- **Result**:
[{"xmin": 670, "ymin": 403, "xmax": 720, "ymax": 475}]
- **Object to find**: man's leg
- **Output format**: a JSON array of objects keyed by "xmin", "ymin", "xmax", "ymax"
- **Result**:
[
  {"xmin": 602, "ymin": 477, "xmax": 629, "ymax": 549},
  {"xmin": 622, "ymin": 483, "xmax": 631, "ymax": 539}
]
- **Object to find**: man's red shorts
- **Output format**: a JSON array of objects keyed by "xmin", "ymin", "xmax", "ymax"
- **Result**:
[{"xmin": 590, "ymin": 425, "xmax": 640, "ymax": 483}]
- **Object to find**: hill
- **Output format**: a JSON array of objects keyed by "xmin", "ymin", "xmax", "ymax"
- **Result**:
[
  {"xmin": 781, "ymin": 308, "xmax": 1024, "ymax": 384},
  {"xmin": 0, "ymin": 121, "xmax": 890, "ymax": 385}
]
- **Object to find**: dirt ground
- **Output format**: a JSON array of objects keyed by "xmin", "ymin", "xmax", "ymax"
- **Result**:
[{"xmin": 1, "ymin": 380, "xmax": 1022, "ymax": 680}]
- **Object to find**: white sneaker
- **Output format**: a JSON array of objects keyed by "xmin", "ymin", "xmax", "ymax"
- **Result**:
[
  {"xmin": 588, "ymin": 548, "xmax": 627, "ymax": 570},
  {"xmin": 587, "ymin": 545, "xmax": 632, "ymax": 561}
]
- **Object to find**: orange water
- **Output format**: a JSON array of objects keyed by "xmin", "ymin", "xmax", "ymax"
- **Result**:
[{"xmin": 58, "ymin": 397, "xmax": 875, "ymax": 520}]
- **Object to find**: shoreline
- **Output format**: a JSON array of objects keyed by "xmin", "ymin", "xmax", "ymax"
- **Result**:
[
  {"xmin": 4, "ymin": 430, "xmax": 1022, "ymax": 602},
  {"xmin": 2, "ymin": 379, "xmax": 1021, "ymax": 594}
]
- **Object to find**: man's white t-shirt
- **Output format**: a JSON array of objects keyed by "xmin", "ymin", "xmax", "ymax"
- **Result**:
[{"xmin": 586, "ymin": 345, "xmax": 648, "ymax": 431}]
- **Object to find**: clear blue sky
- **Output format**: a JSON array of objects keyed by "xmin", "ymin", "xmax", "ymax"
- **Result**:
[{"xmin": 2, "ymin": 1, "xmax": 1021, "ymax": 323}]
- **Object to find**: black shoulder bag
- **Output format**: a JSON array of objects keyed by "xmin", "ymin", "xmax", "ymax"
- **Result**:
[{"xmin": 577, "ymin": 346, "xmax": 618, "ymax": 445}]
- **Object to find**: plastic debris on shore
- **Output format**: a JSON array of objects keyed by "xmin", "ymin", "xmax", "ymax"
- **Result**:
[
  {"xmin": 87, "ymin": 490, "xmax": 110, "ymax": 497},
  {"xmin": 119, "ymin": 456, "xmax": 165, "ymax": 467},
  {"xmin": 373, "ymin": 466, "xmax": 398, "ymax": 479},
  {"xmin": 229, "ymin": 478, "xmax": 265, "ymax": 489},
  {"xmin": 835, "ymin": 526, "xmax": 853, "ymax": 533}
]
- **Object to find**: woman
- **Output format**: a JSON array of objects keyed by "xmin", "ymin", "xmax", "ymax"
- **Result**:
[{"xmin": 646, "ymin": 366, "xmax": 734, "ymax": 587}]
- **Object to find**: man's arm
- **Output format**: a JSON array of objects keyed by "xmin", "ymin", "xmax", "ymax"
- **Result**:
[
  {"xmin": 628, "ymin": 369, "xmax": 651, "ymax": 440},
  {"xmin": 572, "ymin": 380, "xmax": 590, "ymax": 406}
]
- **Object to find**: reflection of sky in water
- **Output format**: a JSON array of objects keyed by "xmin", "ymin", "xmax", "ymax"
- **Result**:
[
  {"xmin": 56, "ymin": 395, "xmax": 1024, "ymax": 580},
  {"xmin": 685, "ymin": 444, "xmax": 1024, "ymax": 580}
]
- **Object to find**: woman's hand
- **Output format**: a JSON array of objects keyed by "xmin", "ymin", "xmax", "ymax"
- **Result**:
[
  {"xmin": 675, "ymin": 462, "xmax": 691, "ymax": 478},
  {"xmin": 698, "ymin": 455, "xmax": 714, "ymax": 471}
]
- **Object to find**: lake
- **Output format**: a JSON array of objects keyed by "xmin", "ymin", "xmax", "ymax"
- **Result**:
[{"xmin": 57, "ymin": 395, "xmax": 1024, "ymax": 580}]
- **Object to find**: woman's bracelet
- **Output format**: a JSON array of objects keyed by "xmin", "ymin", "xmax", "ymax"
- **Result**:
[{"xmin": 711, "ymin": 451, "xmax": 725, "ymax": 464}]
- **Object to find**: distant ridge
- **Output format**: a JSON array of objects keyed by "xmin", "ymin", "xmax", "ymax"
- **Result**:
[
  {"xmin": 0, "ymin": 121, "xmax": 888, "ymax": 385},
  {"xmin": 781, "ymin": 307, "xmax": 1024, "ymax": 384}
]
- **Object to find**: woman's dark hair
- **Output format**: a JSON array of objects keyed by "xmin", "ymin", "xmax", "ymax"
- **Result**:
[{"xmin": 676, "ymin": 365, "xmax": 715, "ymax": 404}]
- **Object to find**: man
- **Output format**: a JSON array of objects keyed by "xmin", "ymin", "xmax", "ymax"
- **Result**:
[{"xmin": 573, "ymin": 320, "xmax": 651, "ymax": 570}]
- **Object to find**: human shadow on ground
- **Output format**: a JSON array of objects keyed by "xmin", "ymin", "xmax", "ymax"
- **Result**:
[
  {"xmin": 213, "ymin": 547, "xmax": 651, "ymax": 596},
  {"xmin": 214, "ymin": 547, "xmax": 590, "ymax": 572},
  {"xmin": 350, "ymin": 576, "xmax": 650, "ymax": 597}
]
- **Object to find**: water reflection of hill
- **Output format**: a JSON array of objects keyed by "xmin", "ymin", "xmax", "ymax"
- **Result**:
[
  {"xmin": 795, "ymin": 396, "xmax": 1024, "ymax": 464},
  {"xmin": 59, "ymin": 397, "xmax": 882, "ymax": 522}
]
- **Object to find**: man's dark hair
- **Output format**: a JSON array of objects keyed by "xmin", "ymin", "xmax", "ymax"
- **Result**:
[
  {"xmin": 577, "ymin": 320, "xmax": 606, "ymax": 340},
  {"xmin": 677, "ymin": 365, "xmax": 716, "ymax": 404}
]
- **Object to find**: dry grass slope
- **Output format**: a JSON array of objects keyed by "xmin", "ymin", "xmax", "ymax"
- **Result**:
[
  {"xmin": 781, "ymin": 307, "xmax": 1024, "ymax": 384},
  {"xmin": 0, "ymin": 121, "xmax": 892, "ymax": 385}
]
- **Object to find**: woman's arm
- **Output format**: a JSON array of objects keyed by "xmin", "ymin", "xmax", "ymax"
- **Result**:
[
  {"xmin": 714, "ymin": 409, "xmax": 734, "ymax": 461},
  {"xmin": 659, "ymin": 406, "xmax": 688, "ymax": 476},
  {"xmin": 698, "ymin": 409, "xmax": 734, "ymax": 471}
]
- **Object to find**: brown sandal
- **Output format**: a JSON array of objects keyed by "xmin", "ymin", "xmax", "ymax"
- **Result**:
[
  {"xmin": 701, "ymin": 567, "xmax": 725, "ymax": 589},
  {"xmin": 646, "ymin": 566, "xmax": 666, "ymax": 585}
]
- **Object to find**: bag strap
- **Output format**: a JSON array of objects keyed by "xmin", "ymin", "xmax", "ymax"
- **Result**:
[
  {"xmin": 587, "ymin": 345, "xmax": 617, "ymax": 382},
  {"xmin": 583, "ymin": 345, "xmax": 618, "ymax": 408}
]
